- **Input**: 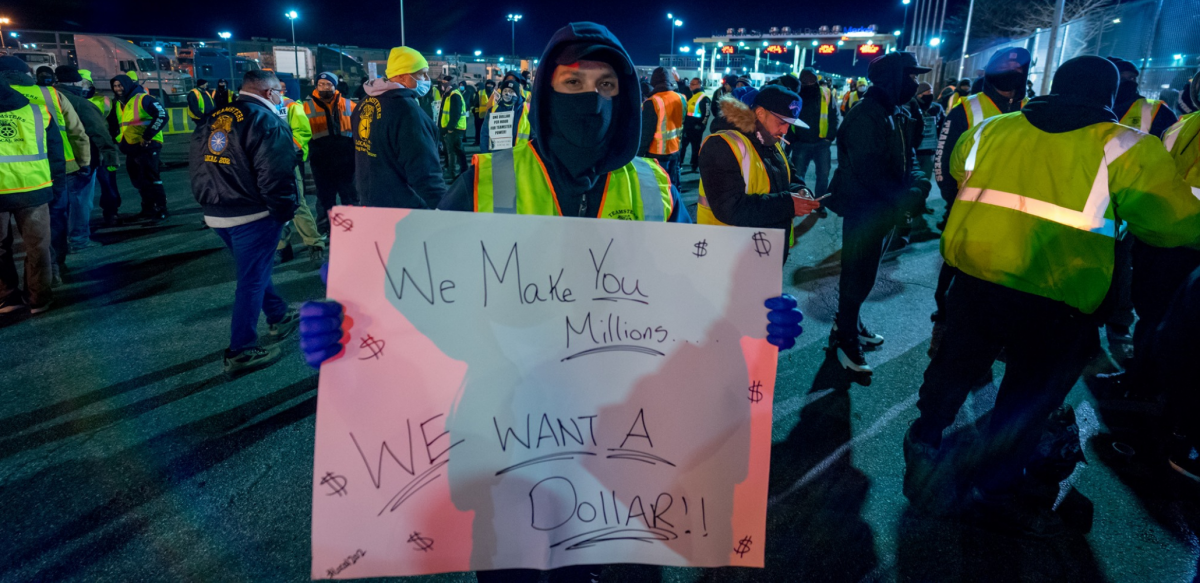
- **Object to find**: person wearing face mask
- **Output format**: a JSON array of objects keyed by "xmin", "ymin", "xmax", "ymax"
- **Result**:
[
  {"xmin": 304, "ymin": 72, "xmax": 359, "ymax": 232},
  {"xmin": 790, "ymin": 68, "xmax": 840, "ymax": 206},
  {"xmin": 680, "ymin": 76, "xmax": 710, "ymax": 174},
  {"xmin": 79, "ymin": 69, "xmax": 123, "ymax": 229},
  {"xmin": 438, "ymin": 75, "xmax": 468, "ymax": 180},
  {"xmin": 297, "ymin": 23, "xmax": 808, "ymax": 582},
  {"xmin": 826, "ymin": 52, "xmax": 933, "ymax": 373},
  {"xmin": 1108, "ymin": 57, "xmax": 1177, "ymax": 137},
  {"xmin": 473, "ymin": 79, "xmax": 495, "ymax": 146},
  {"xmin": 841, "ymin": 78, "xmax": 868, "ymax": 113},
  {"xmin": 110, "ymin": 73, "xmax": 169, "ymax": 226},
  {"xmin": 479, "ymin": 79, "xmax": 530, "ymax": 153},
  {"xmin": 708, "ymin": 74, "xmax": 740, "ymax": 133},
  {"xmin": 697, "ymin": 84, "xmax": 821, "ymax": 264},
  {"xmin": 638, "ymin": 66, "xmax": 686, "ymax": 187},
  {"xmin": 275, "ymin": 83, "xmax": 327, "ymax": 266},
  {"xmin": 904, "ymin": 56, "xmax": 1200, "ymax": 536},
  {"xmin": 942, "ymin": 78, "xmax": 971, "ymax": 112},
  {"xmin": 351, "ymin": 46, "xmax": 445, "ymax": 210},
  {"xmin": 213, "ymin": 79, "xmax": 233, "ymax": 109},
  {"xmin": 190, "ymin": 69, "xmax": 300, "ymax": 374}
]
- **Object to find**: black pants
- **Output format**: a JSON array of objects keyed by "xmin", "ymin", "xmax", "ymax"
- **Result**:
[
  {"xmin": 1105, "ymin": 234, "xmax": 1136, "ymax": 331},
  {"xmin": 125, "ymin": 144, "xmax": 166, "ymax": 215},
  {"xmin": 910, "ymin": 274, "xmax": 1097, "ymax": 495},
  {"xmin": 48, "ymin": 178, "xmax": 68, "ymax": 267},
  {"xmin": 933, "ymin": 263, "xmax": 959, "ymax": 319},
  {"xmin": 310, "ymin": 141, "xmax": 358, "ymax": 224},
  {"xmin": 96, "ymin": 164, "xmax": 122, "ymax": 219},
  {"xmin": 680, "ymin": 120, "xmax": 705, "ymax": 170},
  {"xmin": 835, "ymin": 211, "xmax": 896, "ymax": 345},
  {"xmin": 474, "ymin": 115, "xmax": 485, "ymax": 145},
  {"xmin": 442, "ymin": 129, "xmax": 467, "ymax": 178},
  {"xmin": 1129, "ymin": 239, "xmax": 1200, "ymax": 385},
  {"xmin": 1149, "ymin": 265, "xmax": 1200, "ymax": 439}
]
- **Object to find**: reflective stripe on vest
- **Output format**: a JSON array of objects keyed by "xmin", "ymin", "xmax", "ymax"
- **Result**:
[
  {"xmin": 13, "ymin": 85, "xmax": 74, "ymax": 163},
  {"xmin": 89, "ymin": 94, "xmax": 112, "ymax": 118},
  {"xmin": 961, "ymin": 116, "xmax": 1143, "ymax": 236},
  {"xmin": 649, "ymin": 92, "xmax": 684, "ymax": 155},
  {"xmin": 117, "ymin": 94, "xmax": 164, "ymax": 144},
  {"xmin": 697, "ymin": 130, "xmax": 789, "ymax": 226},
  {"xmin": 188, "ymin": 88, "xmax": 209, "ymax": 120},
  {"xmin": 818, "ymin": 88, "xmax": 831, "ymax": 138},
  {"xmin": 1162, "ymin": 113, "xmax": 1200, "ymax": 201},
  {"xmin": 1119, "ymin": 98, "xmax": 1161, "ymax": 134},
  {"xmin": 473, "ymin": 141, "xmax": 671, "ymax": 221},
  {"xmin": 306, "ymin": 96, "xmax": 354, "ymax": 139},
  {"xmin": 440, "ymin": 89, "xmax": 467, "ymax": 131},
  {"xmin": 687, "ymin": 92, "xmax": 706, "ymax": 118},
  {"xmin": 0, "ymin": 105, "xmax": 53, "ymax": 194}
]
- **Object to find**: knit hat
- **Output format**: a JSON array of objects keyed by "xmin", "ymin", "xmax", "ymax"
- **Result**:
[
  {"xmin": 54, "ymin": 65, "xmax": 83, "ymax": 83},
  {"xmin": 79, "ymin": 69, "xmax": 94, "ymax": 83},
  {"xmin": 917, "ymin": 81, "xmax": 933, "ymax": 95},
  {"xmin": 384, "ymin": 47, "xmax": 427, "ymax": 79},
  {"xmin": 316, "ymin": 71, "xmax": 339, "ymax": 87},
  {"xmin": 0, "ymin": 56, "xmax": 30, "ymax": 73}
]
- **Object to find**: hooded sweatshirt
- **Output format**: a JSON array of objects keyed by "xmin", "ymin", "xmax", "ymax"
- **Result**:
[
  {"xmin": 1, "ymin": 69, "xmax": 91, "ymax": 172},
  {"xmin": 352, "ymin": 78, "xmax": 446, "ymax": 209},
  {"xmin": 0, "ymin": 83, "xmax": 66, "ymax": 211},
  {"xmin": 1113, "ymin": 75, "xmax": 1178, "ymax": 138},
  {"xmin": 638, "ymin": 68, "xmax": 687, "ymax": 159},
  {"xmin": 109, "ymin": 74, "xmax": 167, "ymax": 152},
  {"xmin": 439, "ymin": 21, "xmax": 687, "ymax": 222},
  {"xmin": 933, "ymin": 50, "xmax": 1030, "ymax": 200},
  {"xmin": 54, "ymin": 82, "xmax": 118, "ymax": 169}
]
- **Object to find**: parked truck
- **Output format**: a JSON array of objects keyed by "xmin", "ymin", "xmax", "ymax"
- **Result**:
[
  {"xmin": 73, "ymin": 34, "xmax": 193, "ymax": 105},
  {"xmin": 0, "ymin": 48, "xmax": 58, "ymax": 72},
  {"xmin": 273, "ymin": 46, "xmax": 314, "ymax": 81},
  {"xmin": 177, "ymin": 47, "xmax": 261, "ymax": 90}
]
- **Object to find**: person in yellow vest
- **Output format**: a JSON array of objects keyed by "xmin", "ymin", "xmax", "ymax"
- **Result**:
[
  {"xmin": 0, "ymin": 81, "xmax": 66, "ymax": 314},
  {"xmin": 480, "ymin": 78, "xmax": 531, "ymax": 153},
  {"xmin": 680, "ymin": 76, "xmax": 709, "ymax": 174},
  {"xmin": 944, "ymin": 78, "xmax": 971, "ymax": 112},
  {"xmin": 187, "ymin": 78, "xmax": 215, "ymax": 124},
  {"xmin": 790, "ymin": 68, "xmax": 840, "ymax": 206},
  {"xmin": 472, "ymin": 79, "xmax": 494, "ymax": 146},
  {"xmin": 841, "ymin": 77, "xmax": 868, "ymax": 113},
  {"xmin": 298, "ymin": 27, "xmax": 805, "ymax": 583},
  {"xmin": 903, "ymin": 56, "xmax": 1200, "ymax": 536},
  {"xmin": 278, "ymin": 84, "xmax": 328, "ymax": 265},
  {"xmin": 638, "ymin": 66, "xmax": 685, "ymax": 187},
  {"xmin": 1108, "ymin": 57, "xmax": 1178, "ymax": 137},
  {"xmin": 79, "ymin": 69, "xmax": 123, "ymax": 228},
  {"xmin": 111, "ymin": 74, "xmax": 169, "ymax": 226},
  {"xmin": 53, "ymin": 65, "xmax": 119, "ymax": 253},
  {"xmin": 304, "ymin": 71, "xmax": 358, "ymax": 232},
  {"xmin": 0, "ymin": 57, "xmax": 92, "ymax": 287},
  {"xmin": 438, "ymin": 75, "xmax": 468, "ymax": 179},
  {"xmin": 698, "ymin": 84, "xmax": 822, "ymax": 265}
]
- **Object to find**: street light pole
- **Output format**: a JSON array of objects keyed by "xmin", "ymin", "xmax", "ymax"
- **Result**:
[
  {"xmin": 218, "ymin": 32, "xmax": 234, "ymax": 91},
  {"xmin": 667, "ymin": 14, "xmax": 682, "ymax": 62},
  {"xmin": 400, "ymin": 0, "xmax": 405, "ymax": 45},
  {"xmin": 901, "ymin": 0, "xmax": 910, "ymax": 48},
  {"xmin": 507, "ymin": 14, "xmax": 522, "ymax": 57},
  {"xmin": 1040, "ymin": 0, "xmax": 1066, "ymax": 95},
  {"xmin": 0, "ymin": 18, "xmax": 9, "ymax": 50},
  {"xmin": 286, "ymin": 11, "xmax": 300, "ymax": 85},
  {"xmin": 956, "ymin": 0, "xmax": 976, "ymax": 80}
]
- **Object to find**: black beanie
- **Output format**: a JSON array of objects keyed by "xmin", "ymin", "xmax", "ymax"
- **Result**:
[
  {"xmin": 54, "ymin": 65, "xmax": 83, "ymax": 83},
  {"xmin": 1051, "ymin": 56, "xmax": 1119, "ymax": 110}
]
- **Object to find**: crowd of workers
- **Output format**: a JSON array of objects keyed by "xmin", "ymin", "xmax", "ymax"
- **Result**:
[{"xmin": 2, "ymin": 19, "xmax": 1200, "ymax": 556}]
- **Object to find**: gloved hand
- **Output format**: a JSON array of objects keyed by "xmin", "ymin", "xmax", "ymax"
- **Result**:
[
  {"xmin": 300, "ymin": 262, "xmax": 351, "ymax": 368},
  {"xmin": 765, "ymin": 294, "xmax": 804, "ymax": 350},
  {"xmin": 106, "ymin": 166, "xmax": 118, "ymax": 172}
]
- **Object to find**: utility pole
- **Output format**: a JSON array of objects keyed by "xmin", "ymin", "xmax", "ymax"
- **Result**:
[
  {"xmin": 1040, "ymin": 0, "xmax": 1066, "ymax": 95},
  {"xmin": 400, "ymin": 0, "xmax": 406, "ymax": 45},
  {"xmin": 957, "ymin": 0, "xmax": 976, "ymax": 80},
  {"xmin": 286, "ymin": 11, "xmax": 300, "ymax": 83}
]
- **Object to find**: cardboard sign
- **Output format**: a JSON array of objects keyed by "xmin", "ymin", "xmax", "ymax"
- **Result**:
[
  {"xmin": 488, "ymin": 111, "xmax": 516, "ymax": 151},
  {"xmin": 312, "ymin": 207, "xmax": 782, "ymax": 578}
]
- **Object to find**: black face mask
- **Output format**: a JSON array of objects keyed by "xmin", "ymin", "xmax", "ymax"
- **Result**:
[
  {"xmin": 547, "ymin": 91, "xmax": 614, "ymax": 176},
  {"xmin": 920, "ymin": 94, "xmax": 934, "ymax": 107},
  {"xmin": 897, "ymin": 76, "xmax": 920, "ymax": 105},
  {"xmin": 988, "ymin": 70, "xmax": 1026, "ymax": 93},
  {"xmin": 318, "ymin": 90, "xmax": 335, "ymax": 100}
]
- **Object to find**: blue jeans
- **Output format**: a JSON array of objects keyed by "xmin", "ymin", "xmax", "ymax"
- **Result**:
[
  {"xmin": 66, "ymin": 167, "xmax": 97, "ymax": 247},
  {"xmin": 97, "ymin": 164, "xmax": 122, "ymax": 219},
  {"xmin": 213, "ymin": 217, "xmax": 289, "ymax": 353},
  {"xmin": 790, "ymin": 140, "xmax": 832, "ymax": 196},
  {"xmin": 48, "ymin": 178, "xmax": 69, "ymax": 267}
]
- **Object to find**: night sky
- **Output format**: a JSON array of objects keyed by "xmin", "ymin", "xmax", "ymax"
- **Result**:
[{"xmin": 18, "ymin": 0, "xmax": 953, "ymax": 76}]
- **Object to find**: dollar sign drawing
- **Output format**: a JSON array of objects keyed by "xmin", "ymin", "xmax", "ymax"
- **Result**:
[
  {"xmin": 734, "ymin": 535, "xmax": 753, "ymax": 558},
  {"xmin": 693, "ymin": 240, "xmax": 708, "ymax": 257},
  {"xmin": 320, "ymin": 472, "xmax": 348, "ymax": 496},
  {"xmin": 331, "ymin": 212, "xmax": 354, "ymax": 232},
  {"xmin": 408, "ymin": 532, "xmax": 435, "ymax": 552},
  {"xmin": 359, "ymin": 335, "xmax": 385, "ymax": 360},
  {"xmin": 747, "ymin": 381, "xmax": 763, "ymax": 403},
  {"xmin": 752, "ymin": 232, "xmax": 772, "ymax": 257}
]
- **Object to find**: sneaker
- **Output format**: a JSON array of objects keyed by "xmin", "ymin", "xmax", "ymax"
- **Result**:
[
  {"xmin": 969, "ymin": 488, "xmax": 1065, "ymax": 538},
  {"xmin": 51, "ymin": 264, "xmax": 62, "ymax": 287},
  {"xmin": 69, "ymin": 240, "xmax": 101, "ymax": 253},
  {"xmin": 831, "ymin": 321, "xmax": 885, "ymax": 348},
  {"xmin": 836, "ymin": 343, "xmax": 873, "ymax": 373},
  {"xmin": 268, "ymin": 309, "xmax": 300, "ymax": 341},
  {"xmin": 903, "ymin": 425, "xmax": 945, "ymax": 514},
  {"xmin": 29, "ymin": 299, "xmax": 52, "ymax": 314},
  {"xmin": 1169, "ymin": 439, "xmax": 1200, "ymax": 482},
  {"xmin": 223, "ymin": 345, "xmax": 282, "ymax": 374},
  {"xmin": 0, "ymin": 294, "xmax": 27, "ymax": 314}
]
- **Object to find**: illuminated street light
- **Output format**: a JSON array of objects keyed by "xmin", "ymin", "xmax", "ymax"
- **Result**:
[
  {"xmin": 668, "ymin": 14, "xmax": 683, "ymax": 55},
  {"xmin": 680, "ymin": 46, "xmax": 691, "ymax": 53},
  {"xmin": 1113, "ymin": 18, "xmax": 1121, "ymax": 23},
  {"xmin": 507, "ymin": 14, "xmax": 522, "ymax": 55},
  {"xmin": 929, "ymin": 37, "xmax": 942, "ymax": 47},
  {"xmin": 285, "ymin": 10, "xmax": 300, "ymax": 86},
  {"xmin": 0, "ymin": 17, "xmax": 10, "ymax": 49},
  {"xmin": 474, "ymin": 50, "xmax": 482, "ymax": 57},
  {"xmin": 217, "ymin": 32, "xmax": 234, "ymax": 90},
  {"xmin": 436, "ymin": 49, "xmax": 442, "ymax": 55},
  {"xmin": 811, "ymin": 40, "xmax": 819, "ymax": 46}
]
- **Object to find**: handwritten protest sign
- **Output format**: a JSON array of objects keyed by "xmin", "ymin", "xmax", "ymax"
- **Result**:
[
  {"xmin": 312, "ymin": 207, "xmax": 782, "ymax": 578},
  {"xmin": 487, "ymin": 111, "xmax": 516, "ymax": 151}
]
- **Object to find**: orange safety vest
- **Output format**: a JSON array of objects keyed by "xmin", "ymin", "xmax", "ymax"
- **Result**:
[
  {"xmin": 303, "ymin": 91, "xmax": 355, "ymax": 139},
  {"xmin": 647, "ymin": 91, "xmax": 684, "ymax": 156}
]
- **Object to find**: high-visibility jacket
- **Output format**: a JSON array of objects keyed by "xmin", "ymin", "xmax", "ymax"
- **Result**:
[
  {"xmin": 816, "ymin": 87, "xmax": 833, "ymax": 138},
  {"xmin": 948, "ymin": 92, "xmax": 964, "ymax": 113},
  {"xmin": 88, "ymin": 94, "xmax": 112, "ymax": 118},
  {"xmin": 647, "ymin": 91, "xmax": 684, "ymax": 155},
  {"xmin": 440, "ymin": 89, "xmax": 467, "ymax": 131},
  {"xmin": 961, "ymin": 93, "xmax": 1026, "ymax": 128},
  {"xmin": 12, "ymin": 84, "xmax": 75, "ymax": 164},
  {"xmin": 116, "ymin": 93, "xmax": 164, "ymax": 145},
  {"xmin": 0, "ymin": 104, "xmax": 53, "ymax": 195},
  {"xmin": 1163, "ymin": 112, "xmax": 1200, "ymax": 199},
  {"xmin": 945, "ymin": 112, "xmax": 1200, "ymax": 314},
  {"xmin": 686, "ymin": 91, "xmax": 708, "ymax": 120},
  {"xmin": 187, "ymin": 87, "xmax": 214, "ymax": 121},
  {"xmin": 471, "ymin": 141, "xmax": 672, "ymax": 220},
  {"xmin": 283, "ymin": 97, "xmax": 312, "ymax": 161},
  {"xmin": 475, "ymin": 89, "xmax": 491, "ymax": 117},
  {"xmin": 841, "ymin": 90, "xmax": 862, "ymax": 113},
  {"xmin": 1119, "ymin": 98, "xmax": 1164, "ymax": 134},
  {"xmin": 304, "ymin": 92, "xmax": 354, "ymax": 140},
  {"xmin": 697, "ymin": 130, "xmax": 791, "ymax": 241}
]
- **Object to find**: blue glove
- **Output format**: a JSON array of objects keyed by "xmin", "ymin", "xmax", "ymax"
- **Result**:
[
  {"xmin": 300, "ymin": 300, "xmax": 347, "ymax": 368},
  {"xmin": 765, "ymin": 294, "xmax": 804, "ymax": 350}
]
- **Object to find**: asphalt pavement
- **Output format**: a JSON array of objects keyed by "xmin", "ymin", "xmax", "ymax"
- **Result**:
[{"xmin": 1, "ymin": 133, "xmax": 1198, "ymax": 582}]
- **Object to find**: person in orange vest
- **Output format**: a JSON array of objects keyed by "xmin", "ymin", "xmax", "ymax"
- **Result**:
[
  {"xmin": 638, "ymin": 66, "xmax": 685, "ymax": 187},
  {"xmin": 304, "ymin": 72, "xmax": 358, "ymax": 233}
]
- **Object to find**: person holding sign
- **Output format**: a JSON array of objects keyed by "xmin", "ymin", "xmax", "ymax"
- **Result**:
[
  {"xmin": 479, "ymin": 79, "xmax": 530, "ymax": 153},
  {"xmin": 352, "ymin": 47, "xmax": 446, "ymax": 210}
]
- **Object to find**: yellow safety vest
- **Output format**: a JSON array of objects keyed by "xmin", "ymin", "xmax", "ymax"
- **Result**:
[
  {"xmin": 472, "ymin": 141, "xmax": 672, "ymax": 221},
  {"xmin": 440, "ymin": 89, "xmax": 467, "ymax": 131},
  {"xmin": 944, "ymin": 113, "xmax": 1154, "ymax": 314},
  {"xmin": 284, "ymin": 98, "xmax": 312, "ymax": 161},
  {"xmin": 89, "ymin": 94, "xmax": 112, "ymax": 118},
  {"xmin": 962, "ymin": 93, "xmax": 1027, "ymax": 128},
  {"xmin": 686, "ymin": 92, "xmax": 707, "ymax": 119},
  {"xmin": 1119, "ymin": 98, "xmax": 1163, "ymax": 135},
  {"xmin": 817, "ymin": 87, "xmax": 832, "ymax": 138},
  {"xmin": 0, "ymin": 104, "xmax": 53, "ymax": 195},
  {"xmin": 842, "ymin": 90, "xmax": 863, "ymax": 113},
  {"xmin": 117, "ymin": 94, "xmax": 164, "ymax": 144},
  {"xmin": 648, "ymin": 91, "xmax": 684, "ymax": 155},
  {"xmin": 697, "ymin": 130, "xmax": 792, "ymax": 245},
  {"xmin": 11, "ymin": 85, "xmax": 74, "ymax": 164},
  {"xmin": 948, "ymin": 92, "xmax": 965, "ymax": 113},
  {"xmin": 1163, "ymin": 112, "xmax": 1200, "ymax": 199},
  {"xmin": 187, "ymin": 88, "xmax": 211, "ymax": 120}
]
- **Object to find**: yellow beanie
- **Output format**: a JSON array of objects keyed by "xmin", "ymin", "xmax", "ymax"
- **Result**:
[
  {"xmin": 79, "ymin": 69, "xmax": 94, "ymax": 83},
  {"xmin": 386, "ymin": 47, "xmax": 429, "ymax": 79}
]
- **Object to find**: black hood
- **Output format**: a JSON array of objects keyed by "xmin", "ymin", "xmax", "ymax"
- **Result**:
[
  {"xmin": 110, "ymin": 74, "xmax": 143, "ymax": 104},
  {"xmin": 865, "ymin": 52, "xmax": 927, "ymax": 109},
  {"xmin": 54, "ymin": 83, "xmax": 84, "ymax": 98},
  {"xmin": 1022, "ymin": 56, "xmax": 1119, "ymax": 134},
  {"xmin": 531, "ymin": 21, "xmax": 641, "ymax": 178},
  {"xmin": 0, "ymin": 70, "xmax": 36, "ymax": 88},
  {"xmin": 0, "ymin": 81, "xmax": 30, "ymax": 113}
]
